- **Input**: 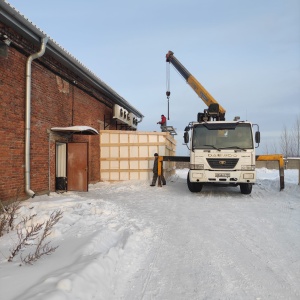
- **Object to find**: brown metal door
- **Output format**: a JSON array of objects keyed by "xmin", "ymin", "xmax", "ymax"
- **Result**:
[{"xmin": 67, "ymin": 143, "xmax": 88, "ymax": 191}]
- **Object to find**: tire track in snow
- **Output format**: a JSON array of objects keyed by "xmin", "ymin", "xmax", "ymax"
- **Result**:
[{"xmin": 140, "ymin": 221, "xmax": 166, "ymax": 299}]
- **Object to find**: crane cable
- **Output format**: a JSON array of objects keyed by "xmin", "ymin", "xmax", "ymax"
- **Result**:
[{"xmin": 166, "ymin": 61, "xmax": 171, "ymax": 120}]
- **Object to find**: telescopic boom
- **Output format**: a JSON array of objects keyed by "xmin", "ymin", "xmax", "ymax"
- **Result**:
[{"xmin": 166, "ymin": 50, "xmax": 226, "ymax": 120}]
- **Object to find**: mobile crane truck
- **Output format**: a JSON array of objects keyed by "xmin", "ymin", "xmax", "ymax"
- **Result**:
[{"xmin": 165, "ymin": 51, "xmax": 261, "ymax": 194}]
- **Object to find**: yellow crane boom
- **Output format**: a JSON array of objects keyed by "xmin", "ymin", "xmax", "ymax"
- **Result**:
[{"xmin": 166, "ymin": 50, "xmax": 226, "ymax": 120}]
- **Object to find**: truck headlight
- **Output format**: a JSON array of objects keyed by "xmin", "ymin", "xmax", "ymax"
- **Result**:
[
  {"xmin": 192, "ymin": 172, "xmax": 203, "ymax": 179},
  {"xmin": 243, "ymin": 173, "xmax": 254, "ymax": 179},
  {"xmin": 241, "ymin": 165, "xmax": 255, "ymax": 171},
  {"xmin": 190, "ymin": 164, "xmax": 204, "ymax": 170}
]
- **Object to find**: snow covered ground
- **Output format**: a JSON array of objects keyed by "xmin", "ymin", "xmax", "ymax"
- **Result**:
[{"xmin": 1, "ymin": 168, "xmax": 299, "ymax": 300}]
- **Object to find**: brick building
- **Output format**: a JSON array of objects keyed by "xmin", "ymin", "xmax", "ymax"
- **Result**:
[{"xmin": 0, "ymin": 2, "xmax": 143, "ymax": 202}]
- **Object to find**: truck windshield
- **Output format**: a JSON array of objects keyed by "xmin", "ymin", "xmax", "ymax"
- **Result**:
[{"xmin": 192, "ymin": 123, "xmax": 253, "ymax": 150}]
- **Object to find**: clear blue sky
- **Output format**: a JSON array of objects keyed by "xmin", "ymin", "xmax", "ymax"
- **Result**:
[{"xmin": 6, "ymin": 0, "xmax": 300, "ymax": 155}]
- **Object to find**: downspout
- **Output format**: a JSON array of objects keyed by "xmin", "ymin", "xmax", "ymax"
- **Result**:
[{"xmin": 25, "ymin": 36, "xmax": 49, "ymax": 198}]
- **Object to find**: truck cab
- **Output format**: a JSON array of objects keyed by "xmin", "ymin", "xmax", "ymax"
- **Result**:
[{"xmin": 185, "ymin": 120, "xmax": 260, "ymax": 194}]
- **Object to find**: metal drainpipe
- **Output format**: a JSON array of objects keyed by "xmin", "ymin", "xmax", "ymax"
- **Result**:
[{"xmin": 25, "ymin": 36, "xmax": 49, "ymax": 198}]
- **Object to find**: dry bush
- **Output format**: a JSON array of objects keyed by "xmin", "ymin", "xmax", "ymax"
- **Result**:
[
  {"xmin": 0, "ymin": 213, "xmax": 8, "ymax": 237},
  {"xmin": 8, "ymin": 222, "xmax": 44, "ymax": 262},
  {"xmin": 21, "ymin": 210, "xmax": 63, "ymax": 264},
  {"xmin": 0, "ymin": 200, "xmax": 21, "ymax": 237},
  {"xmin": 0, "ymin": 201, "xmax": 7, "ymax": 237},
  {"xmin": 0, "ymin": 199, "xmax": 63, "ymax": 264}
]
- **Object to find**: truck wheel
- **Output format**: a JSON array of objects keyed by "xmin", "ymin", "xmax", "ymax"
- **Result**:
[
  {"xmin": 187, "ymin": 172, "xmax": 203, "ymax": 193},
  {"xmin": 240, "ymin": 183, "xmax": 252, "ymax": 194}
]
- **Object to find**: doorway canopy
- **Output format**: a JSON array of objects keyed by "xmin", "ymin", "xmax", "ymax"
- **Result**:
[{"xmin": 51, "ymin": 126, "xmax": 99, "ymax": 135}]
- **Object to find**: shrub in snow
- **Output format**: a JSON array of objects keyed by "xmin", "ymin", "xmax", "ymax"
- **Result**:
[
  {"xmin": 0, "ymin": 200, "xmax": 63, "ymax": 264},
  {"xmin": 0, "ymin": 200, "xmax": 21, "ymax": 236}
]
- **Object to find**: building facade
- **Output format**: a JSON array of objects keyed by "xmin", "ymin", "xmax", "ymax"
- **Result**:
[{"xmin": 0, "ymin": 2, "xmax": 143, "ymax": 202}]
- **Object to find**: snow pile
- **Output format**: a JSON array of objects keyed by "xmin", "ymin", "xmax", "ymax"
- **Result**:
[
  {"xmin": 256, "ymin": 167, "xmax": 298, "ymax": 183},
  {"xmin": 0, "ymin": 169, "xmax": 299, "ymax": 300}
]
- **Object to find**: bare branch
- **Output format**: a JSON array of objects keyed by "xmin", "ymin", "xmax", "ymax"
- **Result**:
[
  {"xmin": 8, "ymin": 222, "xmax": 44, "ymax": 262},
  {"xmin": 21, "ymin": 210, "xmax": 63, "ymax": 264},
  {"xmin": 0, "ymin": 200, "xmax": 22, "ymax": 236}
]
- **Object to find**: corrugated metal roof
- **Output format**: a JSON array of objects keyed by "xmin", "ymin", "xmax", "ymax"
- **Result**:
[{"xmin": 0, "ymin": 0, "xmax": 144, "ymax": 118}]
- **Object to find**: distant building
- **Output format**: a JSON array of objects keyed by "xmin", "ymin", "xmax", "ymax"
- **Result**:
[{"xmin": 0, "ymin": 1, "xmax": 143, "ymax": 202}]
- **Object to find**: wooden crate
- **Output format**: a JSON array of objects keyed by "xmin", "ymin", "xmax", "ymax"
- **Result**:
[{"xmin": 100, "ymin": 130, "xmax": 176, "ymax": 181}]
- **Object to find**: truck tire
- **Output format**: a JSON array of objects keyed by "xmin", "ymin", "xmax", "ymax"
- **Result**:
[
  {"xmin": 187, "ymin": 172, "xmax": 203, "ymax": 193},
  {"xmin": 240, "ymin": 183, "xmax": 252, "ymax": 194}
]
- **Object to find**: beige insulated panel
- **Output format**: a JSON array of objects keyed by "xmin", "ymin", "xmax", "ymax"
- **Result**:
[{"xmin": 100, "ymin": 130, "xmax": 176, "ymax": 181}]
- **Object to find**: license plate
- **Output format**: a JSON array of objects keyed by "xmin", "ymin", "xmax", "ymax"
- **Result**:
[{"xmin": 215, "ymin": 173, "xmax": 230, "ymax": 177}]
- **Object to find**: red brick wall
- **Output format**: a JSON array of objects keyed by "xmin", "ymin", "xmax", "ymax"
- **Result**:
[
  {"xmin": 0, "ymin": 45, "xmax": 27, "ymax": 201},
  {"xmin": 0, "ymin": 29, "xmax": 113, "ymax": 202}
]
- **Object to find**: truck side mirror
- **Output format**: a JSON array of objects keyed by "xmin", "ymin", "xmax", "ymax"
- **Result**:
[
  {"xmin": 255, "ymin": 131, "xmax": 260, "ymax": 144},
  {"xmin": 184, "ymin": 131, "xmax": 189, "ymax": 144}
]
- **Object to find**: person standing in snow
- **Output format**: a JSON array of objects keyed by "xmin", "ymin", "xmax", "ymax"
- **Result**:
[
  {"xmin": 150, "ymin": 153, "xmax": 166, "ymax": 186},
  {"xmin": 157, "ymin": 114, "xmax": 167, "ymax": 131}
]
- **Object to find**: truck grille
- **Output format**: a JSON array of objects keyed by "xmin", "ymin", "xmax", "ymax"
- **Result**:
[{"xmin": 206, "ymin": 158, "xmax": 239, "ymax": 169}]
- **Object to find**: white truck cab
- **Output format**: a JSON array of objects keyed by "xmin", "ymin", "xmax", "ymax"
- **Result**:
[{"xmin": 185, "ymin": 121, "xmax": 260, "ymax": 194}]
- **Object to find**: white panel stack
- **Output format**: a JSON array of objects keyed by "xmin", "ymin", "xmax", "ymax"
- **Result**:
[{"xmin": 100, "ymin": 130, "xmax": 176, "ymax": 181}]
